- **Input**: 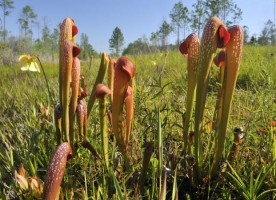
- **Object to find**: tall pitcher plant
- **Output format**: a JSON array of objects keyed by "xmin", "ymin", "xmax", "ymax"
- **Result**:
[
  {"xmin": 210, "ymin": 25, "xmax": 244, "ymax": 175},
  {"xmin": 180, "ymin": 16, "xmax": 243, "ymax": 185},
  {"xmin": 179, "ymin": 33, "xmax": 200, "ymax": 156},
  {"xmin": 57, "ymin": 17, "xmax": 81, "ymax": 146}
]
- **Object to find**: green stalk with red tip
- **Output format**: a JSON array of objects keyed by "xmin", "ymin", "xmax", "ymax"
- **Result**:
[
  {"xmin": 69, "ymin": 57, "xmax": 80, "ymax": 148},
  {"xmin": 108, "ymin": 58, "xmax": 116, "ymax": 105},
  {"xmin": 59, "ymin": 17, "xmax": 78, "ymax": 111},
  {"xmin": 87, "ymin": 52, "xmax": 109, "ymax": 117},
  {"xmin": 193, "ymin": 16, "xmax": 230, "ymax": 180},
  {"xmin": 61, "ymin": 40, "xmax": 81, "ymax": 144},
  {"xmin": 94, "ymin": 83, "xmax": 111, "ymax": 170},
  {"xmin": 210, "ymin": 25, "xmax": 244, "ymax": 175},
  {"xmin": 58, "ymin": 17, "xmax": 80, "ymax": 145},
  {"xmin": 76, "ymin": 96, "xmax": 87, "ymax": 141},
  {"xmin": 212, "ymin": 48, "xmax": 226, "ymax": 150},
  {"xmin": 179, "ymin": 33, "xmax": 200, "ymax": 156}
]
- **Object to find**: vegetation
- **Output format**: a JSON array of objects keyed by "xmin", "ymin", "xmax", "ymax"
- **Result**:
[
  {"xmin": 1, "ymin": 14, "xmax": 276, "ymax": 199},
  {"xmin": 0, "ymin": 0, "xmax": 14, "ymax": 42},
  {"xmin": 109, "ymin": 27, "xmax": 125, "ymax": 57},
  {"xmin": 1, "ymin": 1, "xmax": 276, "ymax": 200}
]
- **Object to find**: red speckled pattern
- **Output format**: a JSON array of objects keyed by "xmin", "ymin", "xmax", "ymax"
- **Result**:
[{"xmin": 42, "ymin": 142, "xmax": 72, "ymax": 200}]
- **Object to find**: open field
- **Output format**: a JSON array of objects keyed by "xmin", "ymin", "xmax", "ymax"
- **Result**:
[{"xmin": 1, "ymin": 45, "xmax": 276, "ymax": 199}]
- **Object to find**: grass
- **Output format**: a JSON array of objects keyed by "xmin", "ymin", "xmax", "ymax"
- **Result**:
[{"xmin": 1, "ymin": 45, "xmax": 276, "ymax": 199}]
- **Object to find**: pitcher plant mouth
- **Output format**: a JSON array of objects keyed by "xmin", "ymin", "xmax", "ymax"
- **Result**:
[{"xmin": 179, "ymin": 33, "xmax": 200, "ymax": 156}]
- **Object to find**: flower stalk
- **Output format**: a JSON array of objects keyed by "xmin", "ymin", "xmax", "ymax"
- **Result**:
[
  {"xmin": 94, "ymin": 83, "xmax": 111, "ymax": 170},
  {"xmin": 87, "ymin": 52, "xmax": 109, "ymax": 117}
]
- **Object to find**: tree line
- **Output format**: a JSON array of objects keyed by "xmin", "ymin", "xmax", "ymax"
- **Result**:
[{"xmin": 0, "ymin": 0, "xmax": 275, "ymax": 65}]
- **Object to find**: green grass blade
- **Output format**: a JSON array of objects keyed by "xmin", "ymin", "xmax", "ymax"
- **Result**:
[
  {"xmin": 256, "ymin": 189, "xmax": 276, "ymax": 200},
  {"xmin": 172, "ymin": 168, "xmax": 178, "ymax": 200},
  {"xmin": 254, "ymin": 159, "xmax": 276, "ymax": 193},
  {"xmin": 109, "ymin": 169, "xmax": 125, "ymax": 200}
]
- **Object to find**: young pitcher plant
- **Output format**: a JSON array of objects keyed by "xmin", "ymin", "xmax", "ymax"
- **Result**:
[{"xmin": 112, "ymin": 57, "xmax": 135, "ymax": 170}]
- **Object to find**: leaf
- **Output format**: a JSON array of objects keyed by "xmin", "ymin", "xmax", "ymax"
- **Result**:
[
  {"xmin": 20, "ymin": 65, "xmax": 29, "ymax": 71},
  {"xmin": 29, "ymin": 62, "xmax": 40, "ymax": 72},
  {"xmin": 15, "ymin": 170, "xmax": 29, "ymax": 191},
  {"xmin": 110, "ymin": 169, "xmax": 125, "ymax": 200}
]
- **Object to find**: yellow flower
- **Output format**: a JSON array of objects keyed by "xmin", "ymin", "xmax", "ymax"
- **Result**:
[
  {"xmin": 151, "ymin": 61, "xmax": 156, "ymax": 66},
  {"xmin": 18, "ymin": 54, "xmax": 40, "ymax": 72}
]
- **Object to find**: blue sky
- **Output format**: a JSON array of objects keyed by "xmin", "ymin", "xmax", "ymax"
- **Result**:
[{"xmin": 3, "ymin": 0, "xmax": 275, "ymax": 53}]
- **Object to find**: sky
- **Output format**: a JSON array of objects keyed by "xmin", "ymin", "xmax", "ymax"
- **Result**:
[{"xmin": 2, "ymin": 0, "xmax": 275, "ymax": 54}]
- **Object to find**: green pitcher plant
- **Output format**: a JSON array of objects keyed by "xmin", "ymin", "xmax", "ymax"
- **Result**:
[
  {"xmin": 179, "ymin": 33, "xmax": 200, "ymax": 156},
  {"xmin": 58, "ymin": 17, "xmax": 80, "ymax": 145},
  {"xmin": 210, "ymin": 25, "xmax": 244, "ymax": 176},
  {"xmin": 179, "ymin": 17, "xmax": 245, "ymax": 187},
  {"xmin": 59, "ymin": 17, "xmax": 78, "ymax": 107},
  {"xmin": 193, "ymin": 16, "xmax": 230, "ymax": 182},
  {"xmin": 61, "ymin": 40, "xmax": 81, "ymax": 145}
]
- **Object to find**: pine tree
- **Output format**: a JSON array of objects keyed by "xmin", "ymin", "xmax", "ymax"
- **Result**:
[
  {"xmin": 109, "ymin": 27, "xmax": 124, "ymax": 56},
  {"xmin": 0, "ymin": 0, "xmax": 14, "ymax": 42}
]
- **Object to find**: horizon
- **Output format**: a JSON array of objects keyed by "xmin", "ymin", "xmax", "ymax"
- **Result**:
[{"xmin": 2, "ymin": 0, "xmax": 275, "ymax": 54}]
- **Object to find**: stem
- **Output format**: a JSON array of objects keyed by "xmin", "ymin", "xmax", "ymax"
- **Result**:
[
  {"xmin": 35, "ymin": 55, "xmax": 55, "ymax": 106},
  {"xmin": 99, "ymin": 98, "xmax": 109, "ymax": 170}
]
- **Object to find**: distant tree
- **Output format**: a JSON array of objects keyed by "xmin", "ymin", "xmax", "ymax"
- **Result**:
[
  {"xmin": 243, "ymin": 25, "xmax": 249, "ymax": 44},
  {"xmin": 258, "ymin": 20, "xmax": 275, "ymax": 45},
  {"xmin": 231, "ymin": 4, "xmax": 242, "ymax": 24},
  {"xmin": 50, "ymin": 26, "xmax": 59, "ymax": 52},
  {"xmin": 190, "ymin": 0, "xmax": 206, "ymax": 37},
  {"xmin": 158, "ymin": 20, "xmax": 173, "ymax": 51},
  {"xmin": 122, "ymin": 37, "xmax": 150, "ymax": 55},
  {"xmin": 204, "ymin": 0, "xmax": 242, "ymax": 26},
  {"xmin": 18, "ymin": 5, "xmax": 37, "ymax": 38},
  {"xmin": 150, "ymin": 31, "xmax": 158, "ymax": 46},
  {"xmin": 249, "ymin": 35, "xmax": 257, "ymax": 45},
  {"xmin": 33, "ymin": 20, "xmax": 40, "ymax": 39},
  {"xmin": 41, "ymin": 23, "xmax": 51, "ymax": 52},
  {"xmin": 0, "ymin": 0, "xmax": 14, "ymax": 42},
  {"xmin": 79, "ymin": 33, "xmax": 94, "ymax": 60},
  {"xmin": 169, "ymin": 1, "xmax": 189, "ymax": 45},
  {"xmin": 109, "ymin": 27, "xmax": 124, "ymax": 56}
]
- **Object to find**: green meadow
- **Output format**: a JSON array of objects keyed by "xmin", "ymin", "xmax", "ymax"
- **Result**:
[{"xmin": 1, "ymin": 45, "xmax": 276, "ymax": 199}]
